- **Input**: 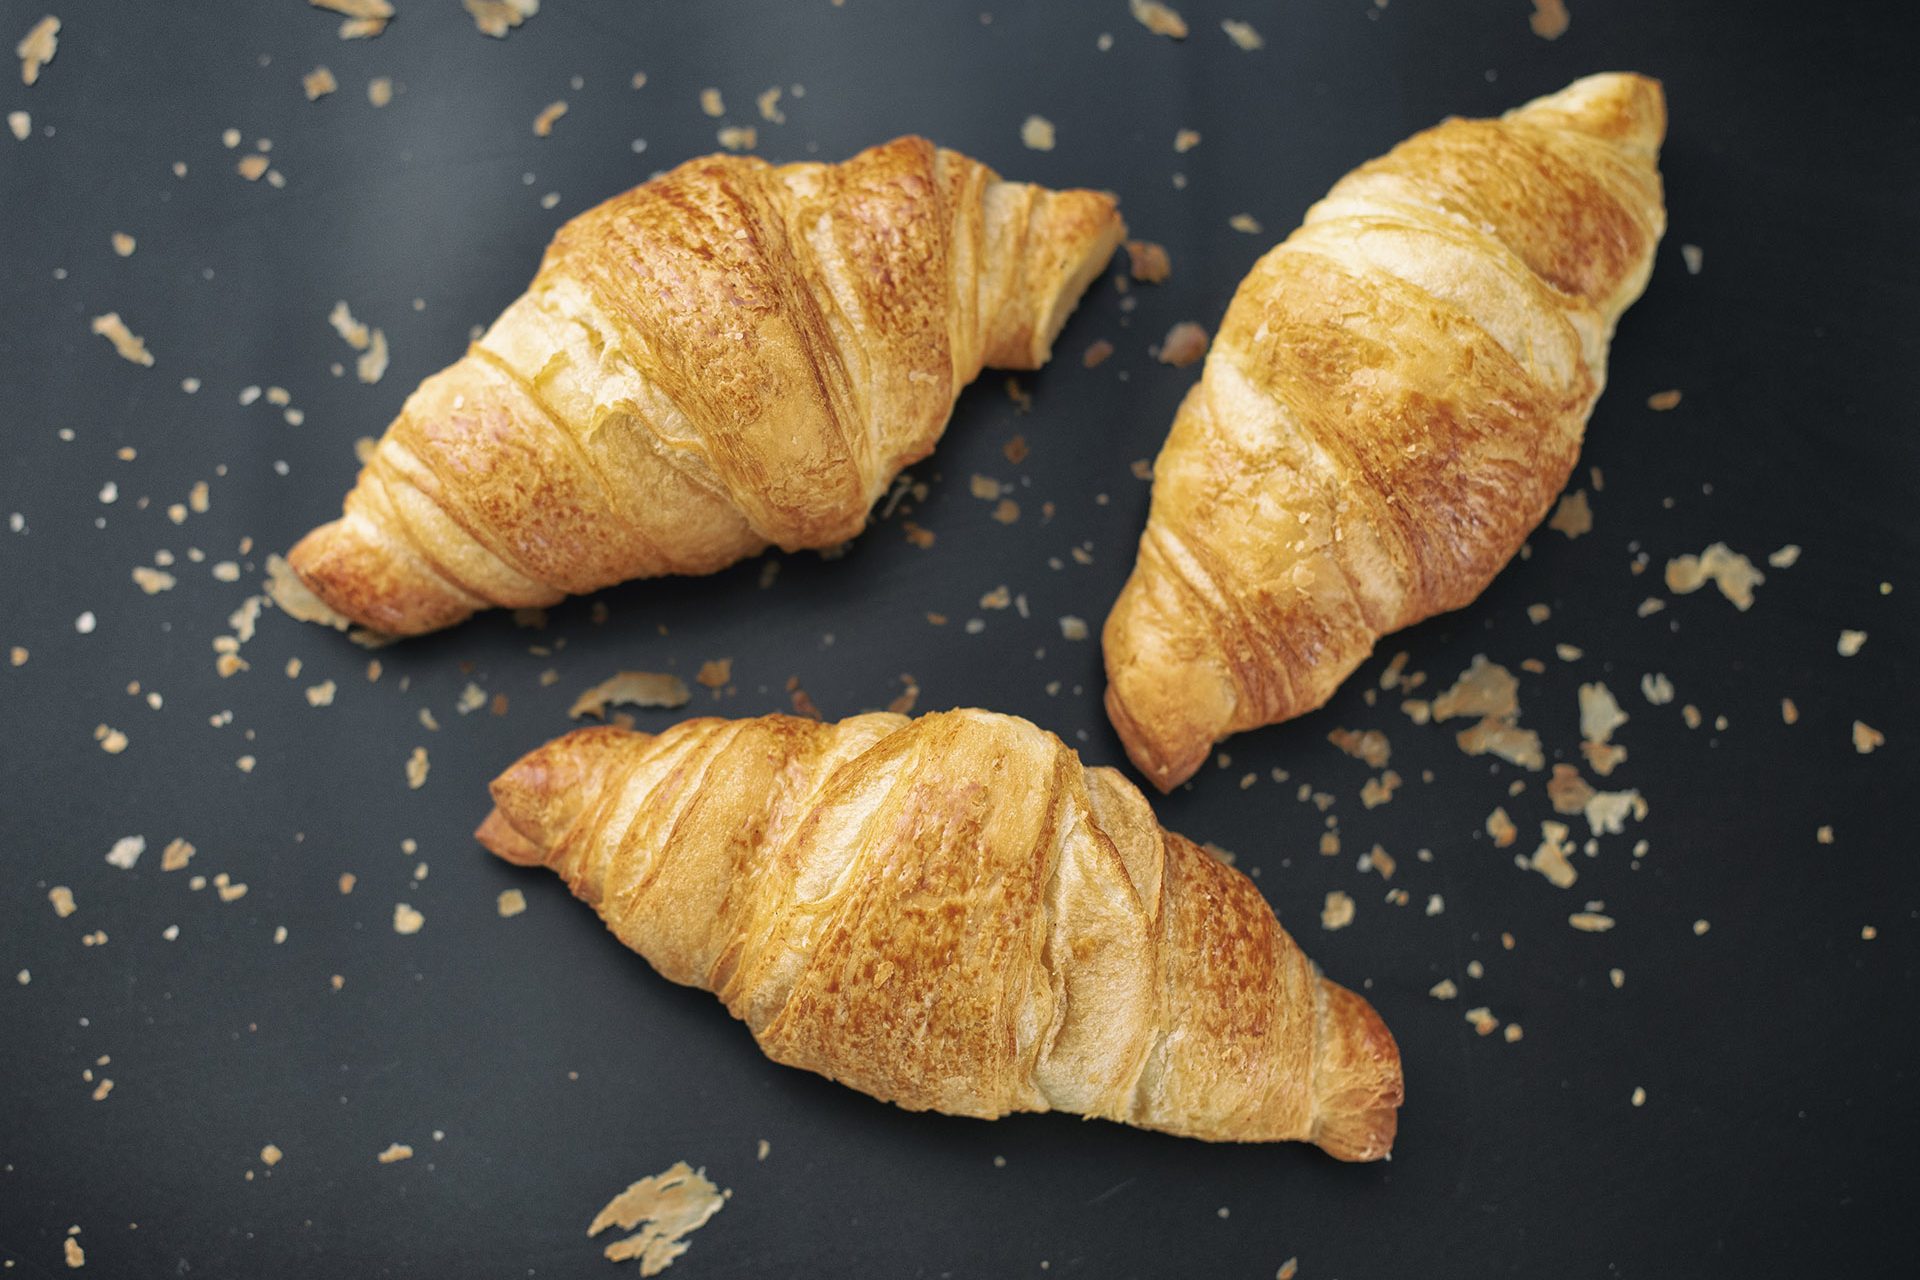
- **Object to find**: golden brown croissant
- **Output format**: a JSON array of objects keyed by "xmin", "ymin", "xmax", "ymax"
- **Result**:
[
  {"xmin": 1104, "ymin": 73, "xmax": 1667, "ymax": 790},
  {"xmin": 477, "ymin": 709, "xmax": 1402, "ymax": 1159},
  {"xmin": 289, "ymin": 137, "xmax": 1124, "ymax": 635}
]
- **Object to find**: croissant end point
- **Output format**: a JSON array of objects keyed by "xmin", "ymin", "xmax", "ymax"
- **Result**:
[
  {"xmin": 478, "ymin": 726, "xmax": 643, "ymax": 865},
  {"xmin": 1309, "ymin": 978, "xmax": 1405, "ymax": 1162},
  {"xmin": 288, "ymin": 517, "xmax": 479, "ymax": 637}
]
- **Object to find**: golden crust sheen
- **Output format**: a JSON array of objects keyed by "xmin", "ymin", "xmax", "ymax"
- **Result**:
[
  {"xmin": 477, "ymin": 710, "xmax": 1402, "ymax": 1160},
  {"xmin": 1103, "ymin": 74, "xmax": 1668, "ymax": 790},
  {"xmin": 290, "ymin": 137, "xmax": 1124, "ymax": 635}
]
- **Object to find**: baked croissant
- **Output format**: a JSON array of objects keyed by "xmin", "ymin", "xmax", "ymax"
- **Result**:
[
  {"xmin": 477, "ymin": 709, "xmax": 1402, "ymax": 1159},
  {"xmin": 1104, "ymin": 73, "xmax": 1667, "ymax": 790},
  {"xmin": 289, "ymin": 137, "xmax": 1124, "ymax": 635}
]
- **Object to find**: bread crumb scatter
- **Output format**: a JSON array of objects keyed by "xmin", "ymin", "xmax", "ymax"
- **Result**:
[
  {"xmin": 64, "ymin": 1236, "xmax": 84, "ymax": 1268},
  {"xmin": 1528, "ymin": 821, "xmax": 1577, "ymax": 889},
  {"xmin": 50, "ymin": 885, "xmax": 77, "ymax": 917},
  {"xmin": 1852, "ymin": 721, "xmax": 1883, "ymax": 754},
  {"xmin": 1227, "ymin": 212, "xmax": 1262, "ymax": 234},
  {"xmin": 237, "ymin": 153, "xmax": 269, "ymax": 181},
  {"xmin": 1057, "ymin": 615, "xmax": 1089, "ymax": 641},
  {"xmin": 95, "ymin": 725, "xmax": 129, "ymax": 754},
  {"xmin": 1129, "ymin": 0, "xmax": 1189, "ymax": 39},
  {"xmin": 1631, "ymin": 1086, "xmax": 1647, "ymax": 1107},
  {"xmin": 570, "ymin": 671, "xmax": 692, "ymax": 719},
  {"xmin": 1157, "ymin": 321, "xmax": 1209, "ymax": 367},
  {"xmin": 1327, "ymin": 727, "xmax": 1390, "ymax": 769},
  {"xmin": 1681, "ymin": 243, "xmax": 1703, "ymax": 273},
  {"xmin": 110, "ymin": 232, "xmax": 136, "ymax": 257},
  {"xmin": 261, "ymin": 1144, "xmax": 283, "ymax": 1166},
  {"xmin": 716, "ymin": 125, "xmax": 756, "ymax": 152},
  {"xmin": 1548, "ymin": 489, "xmax": 1592, "ymax": 538},
  {"xmin": 1174, "ymin": 128, "xmax": 1200, "ymax": 152},
  {"xmin": 1837, "ymin": 629, "xmax": 1867, "ymax": 657},
  {"xmin": 497, "ymin": 889, "xmax": 527, "ymax": 918},
  {"xmin": 1019, "ymin": 115, "xmax": 1056, "ymax": 151},
  {"xmin": 1429, "ymin": 979, "xmax": 1458, "ymax": 1000},
  {"xmin": 756, "ymin": 86, "xmax": 785, "ymax": 124},
  {"xmin": 1692, "ymin": 918, "xmax": 1711, "ymax": 936},
  {"xmin": 699, "ymin": 87, "xmax": 725, "ymax": 117},
  {"xmin": 303, "ymin": 65, "xmax": 337, "ymax": 99},
  {"xmin": 357, "ymin": 328, "xmax": 389, "ymax": 383},
  {"xmin": 465, "ymin": 0, "xmax": 539, "ymax": 38},
  {"xmin": 105, "ymin": 835, "xmax": 144, "ymax": 869},
  {"xmin": 1862, "ymin": 925, "xmax": 1877, "ymax": 940},
  {"xmin": 368, "ymin": 75, "xmax": 392, "ymax": 106},
  {"xmin": 16, "ymin": 14, "xmax": 58, "ymax": 85},
  {"xmin": 1220, "ymin": 19, "xmax": 1264, "ymax": 50},
  {"xmin": 756, "ymin": 1139, "xmax": 770, "ymax": 1161},
  {"xmin": 91, "ymin": 313, "xmax": 154, "ymax": 366},
  {"xmin": 1125, "ymin": 240, "xmax": 1171, "ymax": 283},
  {"xmin": 1486, "ymin": 806, "xmax": 1517, "ymax": 848},
  {"xmin": 1464, "ymin": 1006, "xmax": 1498, "ymax": 1036},
  {"xmin": 1569, "ymin": 912, "xmax": 1615, "ymax": 932},
  {"xmin": 1646, "ymin": 388, "xmax": 1682, "ymax": 411},
  {"xmin": 1319, "ymin": 890, "xmax": 1355, "ymax": 930},
  {"xmin": 313, "ymin": 0, "xmax": 393, "ymax": 40},
  {"xmin": 590, "ymin": 1162, "xmax": 729, "ymax": 1277},
  {"xmin": 532, "ymin": 100, "xmax": 567, "ymax": 137},
  {"xmin": 392, "ymin": 903, "xmax": 424, "ymax": 935},
  {"xmin": 376, "ymin": 1141, "xmax": 414, "ymax": 1163},
  {"xmin": 1277, "ymin": 1259, "xmax": 1299, "ymax": 1280},
  {"xmin": 7, "ymin": 109, "xmax": 28, "ymax": 140},
  {"xmin": 161, "ymin": 838, "xmax": 195, "ymax": 871},
  {"xmin": 405, "ymin": 746, "xmax": 430, "ymax": 789},
  {"xmin": 1666, "ymin": 542, "xmax": 1764, "ymax": 610},
  {"xmin": 1640, "ymin": 672, "xmax": 1674, "ymax": 705}
]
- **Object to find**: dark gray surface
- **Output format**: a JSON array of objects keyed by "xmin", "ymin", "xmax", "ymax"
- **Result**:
[{"xmin": 3, "ymin": 1, "xmax": 1916, "ymax": 1276}]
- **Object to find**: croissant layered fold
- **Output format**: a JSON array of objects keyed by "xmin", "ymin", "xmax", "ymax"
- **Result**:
[
  {"xmin": 290, "ymin": 137, "xmax": 1125, "ymax": 635},
  {"xmin": 1103, "ymin": 73, "xmax": 1669, "ymax": 790},
  {"xmin": 477, "ymin": 710, "xmax": 1402, "ymax": 1159}
]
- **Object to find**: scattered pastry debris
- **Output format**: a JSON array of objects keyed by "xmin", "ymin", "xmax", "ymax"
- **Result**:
[
  {"xmin": 392, "ymin": 903, "xmax": 424, "ymax": 935},
  {"xmin": 756, "ymin": 86, "xmax": 785, "ymax": 124},
  {"xmin": 1320, "ymin": 890, "xmax": 1355, "ymax": 930},
  {"xmin": 105, "ymin": 835, "xmax": 145, "ymax": 870},
  {"xmin": 368, "ymin": 75, "xmax": 393, "ymax": 106},
  {"xmin": 1464, "ymin": 1006, "xmax": 1499, "ymax": 1036},
  {"xmin": 111, "ymin": 232, "xmax": 136, "ymax": 257},
  {"xmin": 7, "ymin": 109, "xmax": 27, "ymax": 140},
  {"xmin": 1767, "ymin": 544, "xmax": 1801, "ymax": 569},
  {"xmin": 1646, "ymin": 389, "xmax": 1682, "ymax": 411},
  {"xmin": 1129, "ymin": 0, "xmax": 1189, "ymax": 40},
  {"xmin": 261, "ymin": 1143, "xmax": 284, "ymax": 1166},
  {"xmin": 716, "ymin": 125, "xmax": 756, "ymax": 152},
  {"xmin": 1227, "ymin": 212, "xmax": 1263, "ymax": 234},
  {"xmin": 49, "ymin": 885, "xmax": 77, "ymax": 917},
  {"xmin": 699, "ymin": 87, "xmax": 724, "ymax": 117},
  {"xmin": 498, "ymin": 889, "xmax": 527, "ymax": 918},
  {"xmin": 1057, "ymin": 616, "xmax": 1089, "ymax": 641},
  {"xmin": 533, "ymin": 99, "xmax": 568, "ymax": 137},
  {"xmin": 466, "ymin": 0, "xmax": 539, "ymax": 38},
  {"xmin": 313, "ymin": 0, "xmax": 393, "ymax": 41},
  {"xmin": 1173, "ymin": 128, "xmax": 1200, "ymax": 153},
  {"xmin": 405, "ymin": 746, "xmax": 430, "ymax": 789},
  {"xmin": 1157, "ymin": 321, "xmax": 1209, "ymax": 368},
  {"xmin": 16, "ymin": 14, "xmax": 57, "ymax": 86},
  {"xmin": 570, "ymin": 671, "xmax": 692, "ymax": 719},
  {"xmin": 1666, "ymin": 543, "xmax": 1764, "ymax": 610},
  {"xmin": 1126, "ymin": 240, "xmax": 1172, "ymax": 283},
  {"xmin": 1327, "ymin": 728, "xmax": 1391, "ymax": 769},
  {"xmin": 1548, "ymin": 490, "xmax": 1592, "ymax": 538},
  {"xmin": 1487, "ymin": 807, "xmax": 1518, "ymax": 848},
  {"xmin": 303, "ymin": 66, "xmax": 338, "ymax": 100},
  {"xmin": 1837, "ymin": 629, "xmax": 1867, "ymax": 657},
  {"xmin": 589, "ymin": 1162, "xmax": 730, "ymax": 1277},
  {"xmin": 63, "ymin": 1235, "xmax": 83, "ymax": 1268},
  {"xmin": 1569, "ymin": 912, "xmax": 1615, "ymax": 933},
  {"xmin": 1852, "ymin": 721, "xmax": 1883, "ymax": 754},
  {"xmin": 1528, "ymin": 821, "xmax": 1577, "ymax": 889},
  {"xmin": 1019, "ymin": 115, "xmax": 1055, "ymax": 151},
  {"xmin": 1433, "ymin": 655, "xmax": 1543, "ymax": 770},
  {"xmin": 1220, "ymin": 18, "xmax": 1264, "ymax": 50},
  {"xmin": 376, "ymin": 1141, "xmax": 414, "ymax": 1163},
  {"xmin": 161, "ymin": 838, "xmax": 195, "ymax": 871},
  {"xmin": 90, "ymin": 313, "xmax": 155, "ymax": 366},
  {"xmin": 1529, "ymin": 0, "xmax": 1570, "ymax": 40}
]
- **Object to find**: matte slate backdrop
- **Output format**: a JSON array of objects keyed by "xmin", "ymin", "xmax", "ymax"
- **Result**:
[{"xmin": 2, "ymin": 2, "xmax": 1915, "ymax": 1276}]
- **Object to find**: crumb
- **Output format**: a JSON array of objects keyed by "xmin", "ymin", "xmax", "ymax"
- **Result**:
[
  {"xmin": 1157, "ymin": 321, "xmax": 1209, "ymax": 368},
  {"xmin": 1486, "ymin": 807, "xmax": 1518, "ymax": 848},
  {"xmin": 1767, "ymin": 544, "xmax": 1801, "ymax": 569},
  {"xmin": 305, "ymin": 680, "xmax": 337, "ymax": 707},
  {"xmin": 315, "ymin": 0, "xmax": 394, "ymax": 39},
  {"xmin": 1631, "ymin": 1086, "xmax": 1647, "ymax": 1107},
  {"xmin": 533, "ymin": 99, "xmax": 567, "ymax": 137},
  {"xmin": 357, "ymin": 329, "xmax": 389, "ymax": 383},
  {"xmin": 1173, "ymin": 128, "xmax": 1200, "ymax": 152},
  {"xmin": 1227, "ymin": 212, "xmax": 1262, "ymax": 235},
  {"xmin": 1681, "ymin": 244, "xmax": 1703, "ymax": 274},
  {"xmin": 590, "ymin": 1162, "xmax": 729, "ymax": 1276},
  {"xmin": 49, "ymin": 885, "xmax": 76, "ymax": 917},
  {"xmin": 110, "ymin": 232, "xmax": 136, "ymax": 257},
  {"xmin": 7, "ymin": 108, "xmax": 27, "ymax": 140},
  {"xmin": 1125, "ymin": 240, "xmax": 1171, "ymax": 283},
  {"xmin": 161, "ymin": 838, "xmax": 195, "ymax": 871},
  {"xmin": 991, "ymin": 498, "xmax": 1020, "ymax": 524},
  {"xmin": 261, "ymin": 1144, "xmax": 283, "ymax": 1166},
  {"xmin": 1319, "ymin": 890, "xmax": 1355, "ymax": 930},
  {"xmin": 368, "ymin": 75, "xmax": 393, "ymax": 106},
  {"xmin": 1548, "ymin": 490, "xmax": 1592, "ymax": 538},
  {"xmin": 756, "ymin": 86, "xmax": 785, "ymax": 124},
  {"xmin": 699, "ymin": 87, "xmax": 724, "ymax": 116},
  {"xmin": 1837, "ymin": 630, "xmax": 1867, "ymax": 657},
  {"xmin": 1058, "ymin": 616, "xmax": 1089, "ymax": 641},
  {"xmin": 1003, "ymin": 435, "xmax": 1029, "ymax": 464},
  {"xmin": 1360, "ymin": 771, "xmax": 1400, "ymax": 809},
  {"xmin": 338, "ymin": 872, "xmax": 356, "ymax": 893},
  {"xmin": 95, "ymin": 726, "xmax": 129, "ymax": 754},
  {"xmin": 695, "ymin": 659, "xmax": 731, "ymax": 689},
  {"xmin": 16, "ymin": 14, "xmax": 58, "ymax": 86},
  {"xmin": 465, "ymin": 0, "xmax": 538, "ymax": 38},
  {"xmin": 1666, "ymin": 543, "xmax": 1764, "ymax": 610},
  {"xmin": 392, "ymin": 903, "xmax": 424, "ymax": 935},
  {"xmin": 1640, "ymin": 672, "xmax": 1674, "ymax": 705},
  {"xmin": 105, "ymin": 835, "xmax": 145, "ymax": 870},
  {"xmin": 1019, "ymin": 115, "xmax": 1056, "ymax": 152},
  {"xmin": 1503, "ymin": 1023, "xmax": 1523, "ymax": 1043},
  {"xmin": 1277, "ymin": 1260, "xmax": 1298, "ymax": 1280},
  {"xmin": 1429, "ymin": 979, "xmax": 1458, "ymax": 1000},
  {"xmin": 1852, "ymin": 721, "xmax": 1883, "ymax": 754},
  {"xmin": 497, "ymin": 889, "xmax": 527, "ymax": 918},
  {"xmin": 64, "ymin": 1236, "xmax": 84, "ymax": 1268},
  {"xmin": 1327, "ymin": 727, "xmax": 1390, "ymax": 768},
  {"xmin": 1693, "ymin": 919, "xmax": 1711, "ymax": 936},
  {"xmin": 1816, "ymin": 826, "xmax": 1834, "ymax": 844},
  {"xmin": 1528, "ymin": 821, "xmax": 1577, "ymax": 889},
  {"xmin": 1129, "ymin": 0, "xmax": 1188, "ymax": 39},
  {"xmin": 237, "ymin": 153, "xmax": 269, "ymax": 181},
  {"xmin": 1569, "ymin": 912, "xmax": 1615, "ymax": 932},
  {"xmin": 1781, "ymin": 697, "xmax": 1799, "ymax": 725},
  {"xmin": 1220, "ymin": 18, "xmax": 1263, "ymax": 49},
  {"xmin": 90, "ymin": 313, "xmax": 154, "ymax": 366},
  {"xmin": 1646, "ymin": 389, "xmax": 1682, "ymax": 411},
  {"xmin": 570, "ymin": 671, "xmax": 692, "ymax": 719},
  {"xmin": 303, "ymin": 65, "xmax": 337, "ymax": 99},
  {"xmin": 1464, "ymin": 1007, "xmax": 1498, "ymax": 1036},
  {"xmin": 405, "ymin": 746, "xmax": 429, "ymax": 789},
  {"xmin": 377, "ymin": 1141, "xmax": 414, "ymax": 1163}
]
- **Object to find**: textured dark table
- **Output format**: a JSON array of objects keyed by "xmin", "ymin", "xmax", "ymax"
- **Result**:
[{"xmin": 3, "ymin": 2, "xmax": 1915, "ymax": 1276}]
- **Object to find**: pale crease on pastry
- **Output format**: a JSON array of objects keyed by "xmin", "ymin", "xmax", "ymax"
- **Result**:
[
  {"xmin": 1103, "ymin": 73, "xmax": 1668, "ymax": 790},
  {"xmin": 477, "ymin": 709, "xmax": 1402, "ymax": 1160},
  {"xmin": 288, "ymin": 136, "xmax": 1124, "ymax": 636}
]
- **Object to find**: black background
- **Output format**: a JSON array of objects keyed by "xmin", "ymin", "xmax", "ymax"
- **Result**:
[{"xmin": 3, "ymin": 2, "xmax": 1916, "ymax": 1276}]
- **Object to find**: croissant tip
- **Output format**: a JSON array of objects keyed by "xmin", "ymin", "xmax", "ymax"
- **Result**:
[
  {"xmin": 1309, "ymin": 979, "xmax": 1404, "ymax": 1162},
  {"xmin": 287, "ymin": 517, "xmax": 479, "ymax": 637}
]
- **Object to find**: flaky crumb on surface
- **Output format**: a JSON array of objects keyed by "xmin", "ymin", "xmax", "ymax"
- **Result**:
[
  {"xmin": 533, "ymin": 99, "xmax": 568, "ymax": 137},
  {"xmin": 465, "ymin": 0, "xmax": 538, "ymax": 38},
  {"xmin": 1666, "ymin": 543, "xmax": 1764, "ymax": 610},
  {"xmin": 392, "ymin": 903, "xmax": 424, "ymax": 934},
  {"xmin": 590, "ymin": 1162, "xmax": 729, "ymax": 1277},
  {"xmin": 571, "ymin": 671, "xmax": 692, "ymax": 719},
  {"xmin": 376, "ymin": 1141, "xmax": 414, "ymax": 1163},
  {"xmin": 1126, "ymin": 240, "xmax": 1171, "ymax": 283},
  {"xmin": 404, "ymin": 746, "xmax": 429, "ymax": 789},
  {"xmin": 1129, "ymin": 0, "xmax": 1188, "ymax": 39},
  {"xmin": 1852, "ymin": 721, "xmax": 1884, "ymax": 754},
  {"xmin": 1019, "ymin": 115, "xmax": 1056, "ymax": 151},
  {"xmin": 16, "ymin": 14, "xmax": 58, "ymax": 86},
  {"xmin": 1320, "ymin": 890, "xmax": 1355, "ymax": 930},
  {"xmin": 497, "ymin": 888, "xmax": 527, "ymax": 918},
  {"xmin": 1528, "ymin": 821, "xmax": 1577, "ymax": 888},
  {"xmin": 91, "ymin": 313, "xmax": 154, "ymax": 366},
  {"xmin": 1529, "ymin": 0, "xmax": 1569, "ymax": 40},
  {"xmin": 303, "ymin": 65, "xmax": 338, "ymax": 99},
  {"xmin": 1327, "ymin": 727, "xmax": 1390, "ymax": 769},
  {"xmin": 1220, "ymin": 18, "xmax": 1263, "ymax": 49},
  {"xmin": 1157, "ymin": 321, "xmax": 1209, "ymax": 367},
  {"xmin": 1548, "ymin": 489, "xmax": 1592, "ymax": 538}
]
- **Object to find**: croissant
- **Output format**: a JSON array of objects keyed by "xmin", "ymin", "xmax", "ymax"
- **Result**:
[
  {"xmin": 477, "ymin": 709, "xmax": 1402, "ymax": 1159},
  {"xmin": 1104, "ymin": 73, "xmax": 1668, "ymax": 790},
  {"xmin": 288, "ymin": 137, "xmax": 1124, "ymax": 635}
]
